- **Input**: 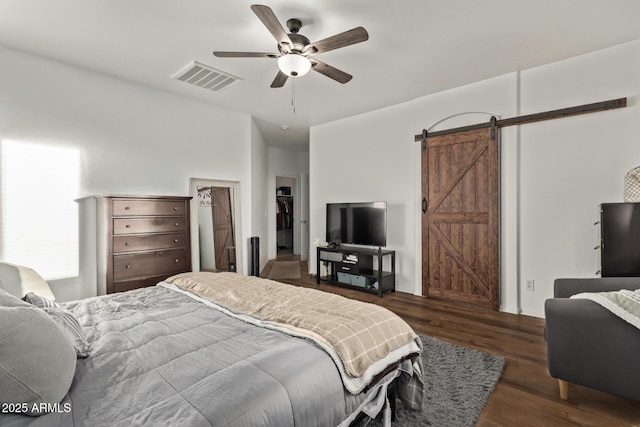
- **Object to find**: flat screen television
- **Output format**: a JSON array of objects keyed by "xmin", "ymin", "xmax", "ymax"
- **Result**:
[{"xmin": 326, "ymin": 202, "xmax": 387, "ymax": 247}]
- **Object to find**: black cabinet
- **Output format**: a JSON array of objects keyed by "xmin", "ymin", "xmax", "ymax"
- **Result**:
[
  {"xmin": 316, "ymin": 246, "xmax": 395, "ymax": 297},
  {"xmin": 600, "ymin": 202, "xmax": 640, "ymax": 277}
]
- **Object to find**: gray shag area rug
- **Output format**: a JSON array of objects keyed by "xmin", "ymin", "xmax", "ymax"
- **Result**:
[
  {"xmin": 266, "ymin": 261, "xmax": 301, "ymax": 280},
  {"xmin": 369, "ymin": 335, "xmax": 505, "ymax": 427}
]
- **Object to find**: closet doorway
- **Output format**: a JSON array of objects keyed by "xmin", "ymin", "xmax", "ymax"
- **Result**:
[{"xmin": 275, "ymin": 176, "xmax": 296, "ymax": 258}]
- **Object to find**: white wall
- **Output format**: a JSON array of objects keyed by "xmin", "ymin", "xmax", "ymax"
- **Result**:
[
  {"xmin": 0, "ymin": 45, "xmax": 253, "ymax": 301},
  {"xmin": 250, "ymin": 119, "xmax": 269, "ymax": 273},
  {"xmin": 310, "ymin": 39, "xmax": 640, "ymax": 317},
  {"xmin": 517, "ymin": 40, "xmax": 640, "ymax": 317},
  {"xmin": 310, "ymin": 102, "xmax": 417, "ymax": 293},
  {"xmin": 4, "ymin": 36, "xmax": 639, "ymax": 312}
]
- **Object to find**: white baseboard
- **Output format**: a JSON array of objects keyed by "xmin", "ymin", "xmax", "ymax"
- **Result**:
[{"xmin": 519, "ymin": 308, "xmax": 545, "ymax": 319}]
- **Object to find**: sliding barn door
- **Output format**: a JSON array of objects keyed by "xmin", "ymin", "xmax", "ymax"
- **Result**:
[
  {"xmin": 421, "ymin": 127, "xmax": 499, "ymax": 310},
  {"xmin": 211, "ymin": 187, "xmax": 235, "ymax": 271}
]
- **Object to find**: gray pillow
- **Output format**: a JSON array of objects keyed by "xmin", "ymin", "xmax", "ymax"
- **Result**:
[
  {"xmin": 0, "ymin": 289, "xmax": 76, "ymax": 416},
  {"xmin": 23, "ymin": 292, "xmax": 89, "ymax": 358}
]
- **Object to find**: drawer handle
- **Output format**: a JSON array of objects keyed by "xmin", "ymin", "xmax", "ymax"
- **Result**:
[
  {"xmin": 125, "ymin": 206, "xmax": 130, "ymax": 210},
  {"xmin": 175, "ymin": 259, "xmax": 180, "ymax": 263},
  {"xmin": 125, "ymin": 242, "xmax": 131, "ymax": 246},
  {"xmin": 174, "ymin": 222, "xmax": 179, "ymax": 226},
  {"xmin": 173, "ymin": 206, "xmax": 178, "ymax": 210},
  {"xmin": 125, "ymin": 264, "xmax": 131, "ymax": 269},
  {"xmin": 174, "ymin": 239, "xmax": 179, "ymax": 243},
  {"xmin": 125, "ymin": 224, "xmax": 131, "ymax": 228}
]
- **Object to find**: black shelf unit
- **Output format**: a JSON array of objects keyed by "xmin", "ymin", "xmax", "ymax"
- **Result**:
[
  {"xmin": 316, "ymin": 246, "xmax": 395, "ymax": 297},
  {"xmin": 600, "ymin": 202, "xmax": 640, "ymax": 277}
]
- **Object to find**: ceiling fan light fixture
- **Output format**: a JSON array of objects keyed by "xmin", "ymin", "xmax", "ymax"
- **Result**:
[{"xmin": 277, "ymin": 54, "xmax": 311, "ymax": 77}]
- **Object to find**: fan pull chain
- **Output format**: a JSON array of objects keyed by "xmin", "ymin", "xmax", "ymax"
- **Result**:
[{"xmin": 291, "ymin": 78, "xmax": 296, "ymax": 114}]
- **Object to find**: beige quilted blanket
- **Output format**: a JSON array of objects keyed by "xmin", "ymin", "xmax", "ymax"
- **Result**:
[{"xmin": 165, "ymin": 272, "xmax": 417, "ymax": 378}]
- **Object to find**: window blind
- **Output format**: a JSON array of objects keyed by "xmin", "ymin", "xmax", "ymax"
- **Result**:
[{"xmin": 0, "ymin": 140, "xmax": 80, "ymax": 280}]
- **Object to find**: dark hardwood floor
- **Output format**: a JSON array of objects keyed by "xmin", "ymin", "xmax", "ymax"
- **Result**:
[{"xmin": 263, "ymin": 256, "xmax": 640, "ymax": 426}]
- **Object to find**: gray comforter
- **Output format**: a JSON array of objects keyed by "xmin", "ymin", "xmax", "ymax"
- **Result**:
[{"xmin": 1, "ymin": 285, "xmax": 387, "ymax": 427}]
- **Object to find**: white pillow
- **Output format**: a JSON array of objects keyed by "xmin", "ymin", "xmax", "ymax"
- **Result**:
[
  {"xmin": 0, "ymin": 289, "xmax": 76, "ymax": 416},
  {"xmin": 0, "ymin": 262, "xmax": 55, "ymax": 300}
]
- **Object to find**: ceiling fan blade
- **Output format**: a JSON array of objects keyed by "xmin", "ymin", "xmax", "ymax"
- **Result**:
[
  {"xmin": 213, "ymin": 51, "xmax": 278, "ymax": 58},
  {"xmin": 307, "ymin": 27, "xmax": 369, "ymax": 55},
  {"xmin": 270, "ymin": 71, "xmax": 288, "ymax": 88},
  {"xmin": 250, "ymin": 4, "xmax": 292, "ymax": 48},
  {"xmin": 310, "ymin": 59, "xmax": 352, "ymax": 84}
]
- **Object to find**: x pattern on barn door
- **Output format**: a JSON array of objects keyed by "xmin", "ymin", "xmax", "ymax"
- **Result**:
[
  {"xmin": 211, "ymin": 187, "xmax": 235, "ymax": 271},
  {"xmin": 422, "ymin": 127, "xmax": 499, "ymax": 310}
]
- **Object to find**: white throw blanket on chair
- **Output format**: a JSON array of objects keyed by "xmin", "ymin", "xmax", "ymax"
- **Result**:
[{"xmin": 572, "ymin": 288, "xmax": 640, "ymax": 330}]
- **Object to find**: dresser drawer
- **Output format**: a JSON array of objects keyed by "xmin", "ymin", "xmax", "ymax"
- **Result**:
[
  {"xmin": 113, "ymin": 233, "xmax": 187, "ymax": 253},
  {"xmin": 113, "ymin": 249, "xmax": 187, "ymax": 281},
  {"xmin": 111, "ymin": 275, "xmax": 173, "ymax": 293},
  {"xmin": 113, "ymin": 199, "xmax": 187, "ymax": 216},
  {"xmin": 113, "ymin": 217, "xmax": 187, "ymax": 235}
]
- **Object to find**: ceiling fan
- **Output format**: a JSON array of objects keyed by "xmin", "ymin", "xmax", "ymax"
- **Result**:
[{"xmin": 213, "ymin": 4, "xmax": 369, "ymax": 88}]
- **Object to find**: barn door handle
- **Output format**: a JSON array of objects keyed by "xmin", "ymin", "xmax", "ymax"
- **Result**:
[{"xmin": 421, "ymin": 198, "xmax": 428, "ymax": 213}]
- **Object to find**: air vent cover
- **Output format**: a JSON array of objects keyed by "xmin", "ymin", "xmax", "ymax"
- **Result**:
[{"xmin": 172, "ymin": 61, "xmax": 242, "ymax": 92}]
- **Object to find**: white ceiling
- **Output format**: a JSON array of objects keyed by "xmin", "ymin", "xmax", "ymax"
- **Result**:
[{"xmin": 2, "ymin": 1, "xmax": 640, "ymax": 150}]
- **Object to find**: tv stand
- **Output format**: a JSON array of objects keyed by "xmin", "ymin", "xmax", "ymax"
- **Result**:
[{"xmin": 316, "ymin": 246, "xmax": 395, "ymax": 297}]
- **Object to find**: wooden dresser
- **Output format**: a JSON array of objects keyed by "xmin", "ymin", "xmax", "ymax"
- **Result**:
[{"xmin": 96, "ymin": 195, "xmax": 192, "ymax": 294}]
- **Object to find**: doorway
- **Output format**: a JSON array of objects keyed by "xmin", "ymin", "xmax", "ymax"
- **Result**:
[
  {"xmin": 276, "ymin": 176, "xmax": 295, "ymax": 258},
  {"xmin": 189, "ymin": 178, "xmax": 243, "ymax": 274}
]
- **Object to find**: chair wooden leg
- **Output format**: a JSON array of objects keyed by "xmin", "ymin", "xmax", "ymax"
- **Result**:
[{"xmin": 559, "ymin": 379, "xmax": 569, "ymax": 400}]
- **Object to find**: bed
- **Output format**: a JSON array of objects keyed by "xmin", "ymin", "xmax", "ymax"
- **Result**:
[{"xmin": 0, "ymin": 265, "xmax": 423, "ymax": 427}]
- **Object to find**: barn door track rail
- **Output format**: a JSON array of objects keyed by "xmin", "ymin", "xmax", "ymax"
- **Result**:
[{"xmin": 415, "ymin": 97, "xmax": 627, "ymax": 145}]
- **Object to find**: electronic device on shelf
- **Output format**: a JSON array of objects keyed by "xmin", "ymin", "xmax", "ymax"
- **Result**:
[{"xmin": 325, "ymin": 201, "xmax": 387, "ymax": 248}]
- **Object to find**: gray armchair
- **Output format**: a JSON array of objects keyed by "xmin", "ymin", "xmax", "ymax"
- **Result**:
[{"xmin": 544, "ymin": 277, "xmax": 640, "ymax": 401}]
